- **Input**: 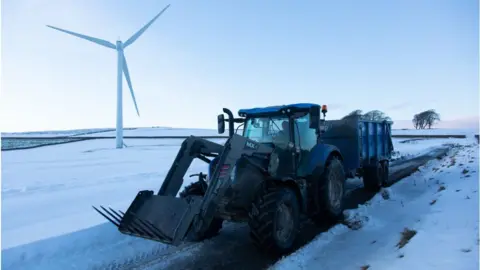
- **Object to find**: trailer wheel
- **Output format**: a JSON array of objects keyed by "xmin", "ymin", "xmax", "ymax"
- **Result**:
[
  {"xmin": 363, "ymin": 162, "xmax": 383, "ymax": 192},
  {"xmin": 180, "ymin": 181, "xmax": 223, "ymax": 240},
  {"xmin": 248, "ymin": 184, "xmax": 300, "ymax": 255},
  {"xmin": 311, "ymin": 156, "xmax": 346, "ymax": 225},
  {"xmin": 381, "ymin": 161, "xmax": 390, "ymax": 186}
]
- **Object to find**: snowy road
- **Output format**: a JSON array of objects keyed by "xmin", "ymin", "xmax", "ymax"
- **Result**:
[{"xmin": 1, "ymin": 134, "xmax": 471, "ymax": 270}]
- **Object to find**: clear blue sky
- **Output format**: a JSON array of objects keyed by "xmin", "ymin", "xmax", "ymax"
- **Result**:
[{"xmin": 1, "ymin": 0, "xmax": 478, "ymax": 132}]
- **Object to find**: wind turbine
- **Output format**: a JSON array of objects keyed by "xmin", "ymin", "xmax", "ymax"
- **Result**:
[{"xmin": 47, "ymin": 4, "xmax": 171, "ymax": 148}]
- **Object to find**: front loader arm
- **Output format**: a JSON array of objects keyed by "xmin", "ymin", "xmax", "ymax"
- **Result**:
[
  {"xmin": 93, "ymin": 134, "xmax": 273, "ymax": 247},
  {"xmin": 158, "ymin": 136, "xmax": 224, "ymax": 196}
]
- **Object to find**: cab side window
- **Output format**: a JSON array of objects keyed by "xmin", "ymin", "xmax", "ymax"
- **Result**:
[{"xmin": 294, "ymin": 114, "xmax": 317, "ymax": 150}]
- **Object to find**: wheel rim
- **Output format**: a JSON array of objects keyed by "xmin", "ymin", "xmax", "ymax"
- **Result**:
[
  {"xmin": 275, "ymin": 203, "xmax": 294, "ymax": 243},
  {"xmin": 328, "ymin": 172, "xmax": 343, "ymax": 210}
]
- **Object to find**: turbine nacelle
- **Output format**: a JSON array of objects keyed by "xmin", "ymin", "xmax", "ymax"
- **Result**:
[
  {"xmin": 116, "ymin": 40, "xmax": 123, "ymax": 49},
  {"xmin": 47, "ymin": 4, "xmax": 171, "ymax": 148}
]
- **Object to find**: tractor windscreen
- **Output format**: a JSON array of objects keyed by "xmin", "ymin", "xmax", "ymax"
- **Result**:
[{"xmin": 243, "ymin": 116, "xmax": 289, "ymax": 145}]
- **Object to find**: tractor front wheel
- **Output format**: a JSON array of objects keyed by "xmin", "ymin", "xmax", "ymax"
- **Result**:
[
  {"xmin": 179, "ymin": 181, "xmax": 223, "ymax": 241},
  {"xmin": 311, "ymin": 156, "xmax": 346, "ymax": 225},
  {"xmin": 248, "ymin": 184, "xmax": 300, "ymax": 255}
]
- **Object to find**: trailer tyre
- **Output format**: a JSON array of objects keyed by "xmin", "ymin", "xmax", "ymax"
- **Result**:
[
  {"xmin": 248, "ymin": 184, "xmax": 300, "ymax": 255},
  {"xmin": 179, "ymin": 181, "xmax": 223, "ymax": 240},
  {"xmin": 363, "ymin": 162, "xmax": 383, "ymax": 192},
  {"xmin": 381, "ymin": 161, "xmax": 390, "ymax": 186}
]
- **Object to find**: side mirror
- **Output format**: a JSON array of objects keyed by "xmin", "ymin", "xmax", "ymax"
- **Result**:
[
  {"xmin": 217, "ymin": 114, "xmax": 225, "ymax": 134},
  {"xmin": 309, "ymin": 105, "xmax": 320, "ymax": 129}
]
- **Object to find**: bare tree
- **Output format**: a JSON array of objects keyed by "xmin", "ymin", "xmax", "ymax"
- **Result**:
[
  {"xmin": 342, "ymin": 109, "xmax": 392, "ymax": 122},
  {"xmin": 342, "ymin": 110, "xmax": 363, "ymax": 120},
  {"xmin": 412, "ymin": 110, "xmax": 440, "ymax": 129},
  {"xmin": 412, "ymin": 114, "xmax": 422, "ymax": 129},
  {"xmin": 363, "ymin": 110, "xmax": 392, "ymax": 121}
]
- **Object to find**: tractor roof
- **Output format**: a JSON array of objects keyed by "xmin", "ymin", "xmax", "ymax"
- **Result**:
[{"xmin": 238, "ymin": 103, "xmax": 319, "ymax": 117}]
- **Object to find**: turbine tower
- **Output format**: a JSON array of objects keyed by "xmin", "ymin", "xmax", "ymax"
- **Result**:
[{"xmin": 47, "ymin": 4, "xmax": 171, "ymax": 148}]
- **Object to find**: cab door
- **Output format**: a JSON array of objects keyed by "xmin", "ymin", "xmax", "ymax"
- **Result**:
[{"xmin": 293, "ymin": 113, "xmax": 318, "ymax": 177}]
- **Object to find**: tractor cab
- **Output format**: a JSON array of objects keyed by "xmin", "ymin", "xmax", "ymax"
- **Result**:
[{"xmin": 218, "ymin": 103, "xmax": 328, "ymax": 177}]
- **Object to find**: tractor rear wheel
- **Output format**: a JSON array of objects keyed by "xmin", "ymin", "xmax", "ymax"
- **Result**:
[
  {"xmin": 179, "ymin": 181, "xmax": 223, "ymax": 240},
  {"xmin": 311, "ymin": 156, "xmax": 346, "ymax": 225},
  {"xmin": 248, "ymin": 184, "xmax": 300, "ymax": 255}
]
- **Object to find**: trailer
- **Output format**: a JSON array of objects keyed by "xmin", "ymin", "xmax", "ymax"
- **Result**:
[{"xmin": 321, "ymin": 117, "xmax": 394, "ymax": 189}]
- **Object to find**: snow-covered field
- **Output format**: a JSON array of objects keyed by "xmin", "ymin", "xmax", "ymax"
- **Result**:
[
  {"xmin": 1, "ymin": 127, "xmax": 478, "ymax": 270},
  {"xmin": 391, "ymin": 128, "xmax": 478, "ymax": 137},
  {"xmin": 272, "ymin": 143, "xmax": 479, "ymax": 270},
  {"xmin": 81, "ymin": 127, "xmax": 224, "ymax": 137},
  {"xmin": 2, "ymin": 138, "xmax": 225, "ymax": 249},
  {"xmin": 1, "ymin": 128, "xmax": 118, "ymax": 137},
  {"xmin": 1, "ymin": 127, "xmax": 222, "ymax": 138}
]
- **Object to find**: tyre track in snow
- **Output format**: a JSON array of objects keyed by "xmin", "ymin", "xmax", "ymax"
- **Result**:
[{"xmin": 114, "ymin": 145, "xmax": 454, "ymax": 270}]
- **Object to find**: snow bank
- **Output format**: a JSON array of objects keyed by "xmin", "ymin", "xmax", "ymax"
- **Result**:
[{"xmin": 271, "ymin": 142, "xmax": 479, "ymax": 270}]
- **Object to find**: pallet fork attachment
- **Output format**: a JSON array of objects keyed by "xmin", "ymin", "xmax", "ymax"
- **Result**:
[
  {"xmin": 93, "ymin": 190, "xmax": 204, "ymax": 245},
  {"xmin": 93, "ymin": 136, "xmax": 225, "ymax": 245}
]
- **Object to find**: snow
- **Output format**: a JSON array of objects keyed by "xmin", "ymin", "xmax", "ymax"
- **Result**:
[
  {"xmin": 390, "ymin": 137, "xmax": 469, "ymax": 161},
  {"xmin": 1, "ymin": 127, "xmax": 476, "ymax": 269},
  {"xmin": 1, "ymin": 128, "xmax": 117, "ymax": 137},
  {"xmin": 1, "ymin": 137, "xmax": 227, "ymax": 269},
  {"xmin": 271, "ymin": 142, "xmax": 479, "ymax": 270},
  {"xmin": 1, "ymin": 138, "xmax": 225, "ymax": 249},
  {"xmin": 1, "ymin": 127, "xmax": 228, "ymax": 138},
  {"xmin": 391, "ymin": 128, "xmax": 478, "ymax": 138}
]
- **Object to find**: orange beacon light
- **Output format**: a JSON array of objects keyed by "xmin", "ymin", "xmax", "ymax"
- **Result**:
[{"xmin": 321, "ymin": 105, "xmax": 328, "ymax": 115}]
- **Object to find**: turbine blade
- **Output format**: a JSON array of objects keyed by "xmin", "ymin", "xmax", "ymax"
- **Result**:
[
  {"xmin": 122, "ymin": 54, "xmax": 140, "ymax": 116},
  {"xmin": 123, "ymin": 4, "xmax": 171, "ymax": 48},
  {"xmin": 46, "ymin": 25, "xmax": 116, "ymax": 49}
]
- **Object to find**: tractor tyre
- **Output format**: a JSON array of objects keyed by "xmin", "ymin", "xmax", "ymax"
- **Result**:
[
  {"xmin": 311, "ymin": 156, "xmax": 346, "ymax": 225},
  {"xmin": 179, "ymin": 181, "xmax": 223, "ymax": 241},
  {"xmin": 248, "ymin": 184, "xmax": 300, "ymax": 255},
  {"xmin": 363, "ymin": 161, "xmax": 383, "ymax": 192}
]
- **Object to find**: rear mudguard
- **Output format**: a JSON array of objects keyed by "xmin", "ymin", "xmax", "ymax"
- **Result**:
[
  {"xmin": 306, "ymin": 144, "xmax": 344, "ymax": 213},
  {"xmin": 307, "ymin": 144, "xmax": 343, "ymax": 176}
]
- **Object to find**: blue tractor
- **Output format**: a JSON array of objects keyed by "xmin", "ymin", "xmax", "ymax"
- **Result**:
[{"xmin": 94, "ymin": 103, "xmax": 394, "ymax": 255}]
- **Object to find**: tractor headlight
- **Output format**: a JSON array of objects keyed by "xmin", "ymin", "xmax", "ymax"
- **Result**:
[{"xmin": 268, "ymin": 151, "xmax": 280, "ymax": 176}]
